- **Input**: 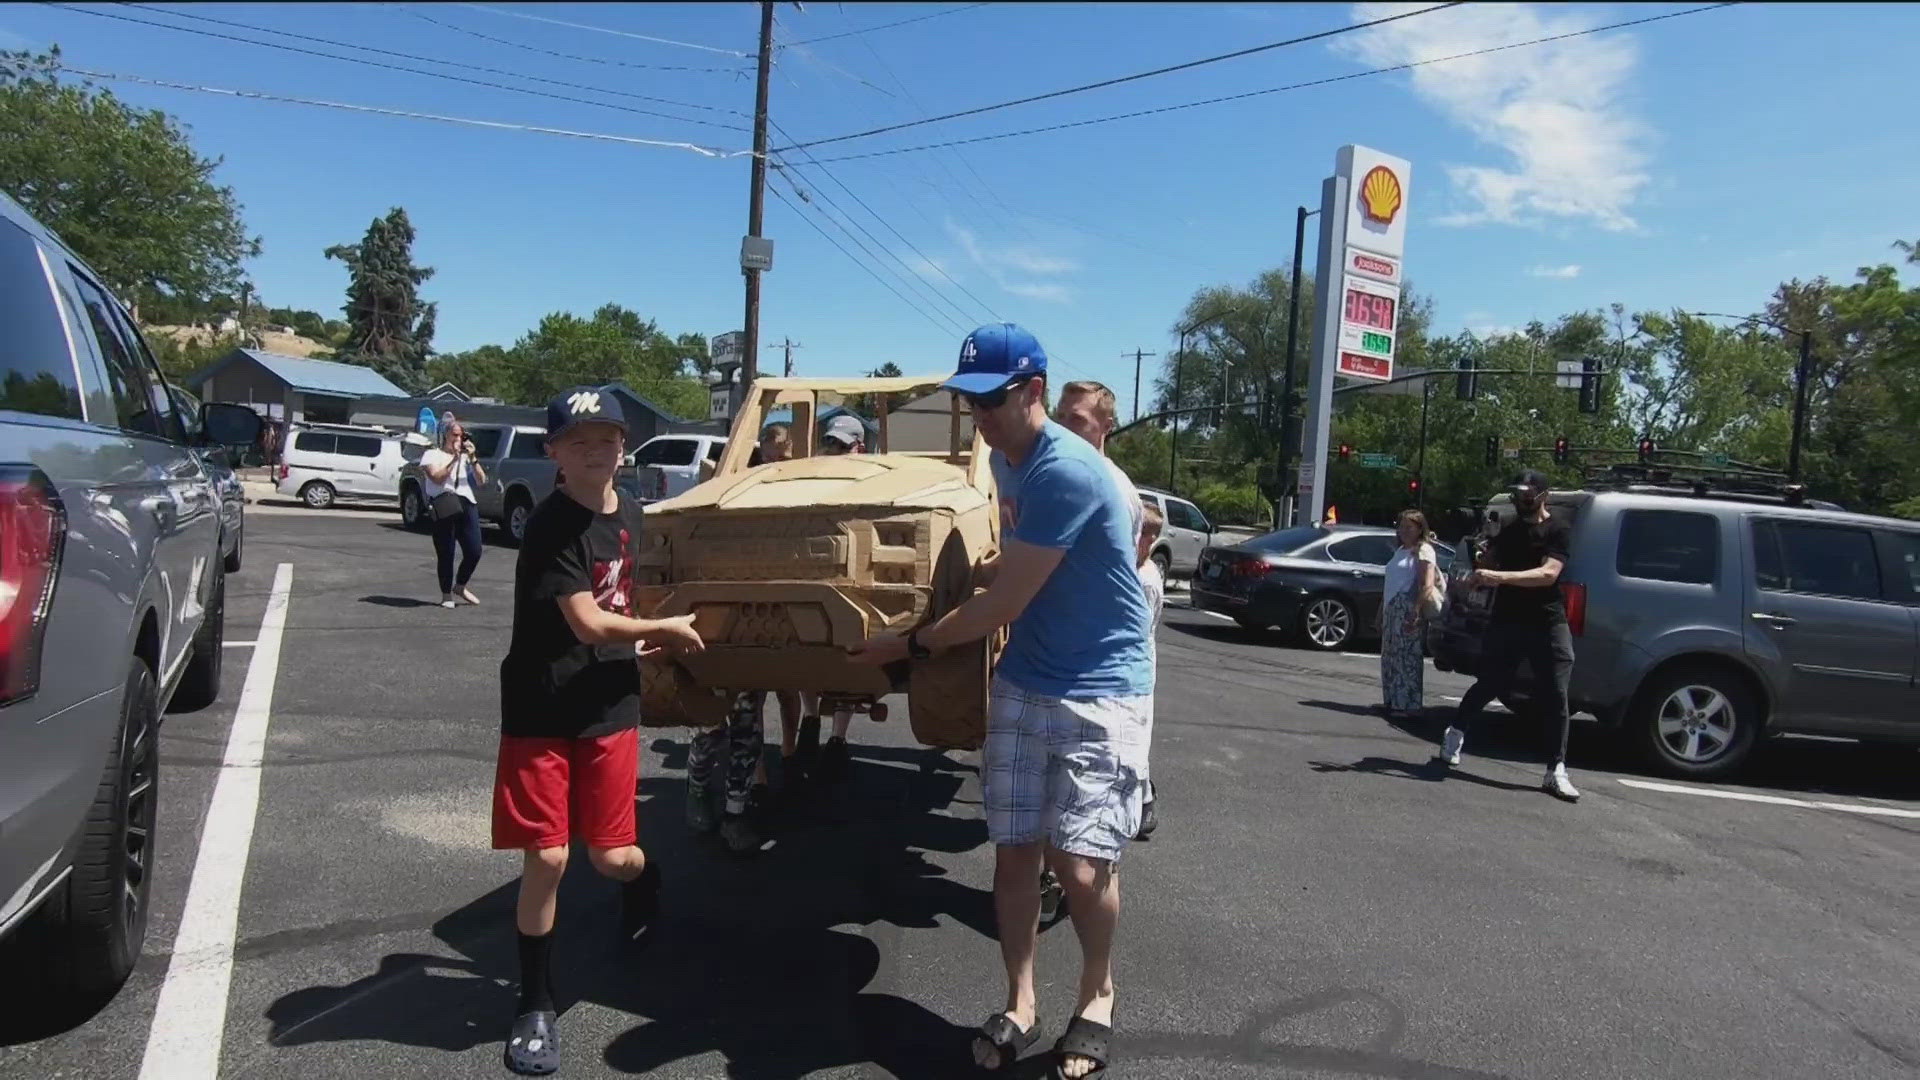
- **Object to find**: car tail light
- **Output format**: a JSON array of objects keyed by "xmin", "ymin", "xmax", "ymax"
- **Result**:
[
  {"xmin": 0, "ymin": 467, "xmax": 67, "ymax": 705},
  {"xmin": 1562, "ymin": 581, "xmax": 1586, "ymax": 636},
  {"xmin": 1233, "ymin": 556, "xmax": 1268, "ymax": 578},
  {"xmin": 278, "ymin": 462, "xmax": 289, "ymax": 482}
]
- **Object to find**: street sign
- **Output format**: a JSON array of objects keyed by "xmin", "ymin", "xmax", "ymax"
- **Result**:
[
  {"xmin": 712, "ymin": 330, "xmax": 744, "ymax": 369},
  {"xmin": 1710, "ymin": 452, "xmax": 1730, "ymax": 466},
  {"xmin": 740, "ymin": 235, "xmax": 774, "ymax": 272},
  {"xmin": 1359, "ymin": 452, "xmax": 1398, "ymax": 469},
  {"xmin": 1556, "ymin": 359, "xmax": 1583, "ymax": 389}
]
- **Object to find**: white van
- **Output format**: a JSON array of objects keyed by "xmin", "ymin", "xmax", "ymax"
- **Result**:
[
  {"xmin": 1137, "ymin": 487, "xmax": 1219, "ymax": 577},
  {"xmin": 276, "ymin": 423, "xmax": 414, "ymax": 509}
]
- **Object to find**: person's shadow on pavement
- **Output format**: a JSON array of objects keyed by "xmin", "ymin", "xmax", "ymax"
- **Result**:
[{"xmin": 263, "ymin": 741, "xmax": 995, "ymax": 1077}]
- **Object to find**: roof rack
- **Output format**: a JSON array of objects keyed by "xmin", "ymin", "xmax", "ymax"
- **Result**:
[{"xmin": 1578, "ymin": 458, "xmax": 1825, "ymax": 507}]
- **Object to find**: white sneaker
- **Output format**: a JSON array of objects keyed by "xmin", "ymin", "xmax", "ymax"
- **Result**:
[
  {"xmin": 440, "ymin": 593, "xmax": 457, "ymax": 609},
  {"xmin": 1544, "ymin": 763, "xmax": 1581, "ymax": 802},
  {"xmin": 1440, "ymin": 727, "xmax": 1464, "ymax": 766}
]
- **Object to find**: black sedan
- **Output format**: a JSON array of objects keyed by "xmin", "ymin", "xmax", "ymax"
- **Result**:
[{"xmin": 1191, "ymin": 525, "xmax": 1454, "ymax": 651}]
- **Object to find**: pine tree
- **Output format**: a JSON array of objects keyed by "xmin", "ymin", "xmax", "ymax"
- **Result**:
[{"xmin": 324, "ymin": 208, "xmax": 436, "ymax": 393}]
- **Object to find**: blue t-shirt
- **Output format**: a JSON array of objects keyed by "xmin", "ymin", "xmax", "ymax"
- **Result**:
[{"xmin": 989, "ymin": 422, "xmax": 1154, "ymax": 699}]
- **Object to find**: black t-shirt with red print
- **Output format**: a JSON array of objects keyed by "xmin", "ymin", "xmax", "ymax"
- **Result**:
[{"xmin": 500, "ymin": 489, "xmax": 645, "ymax": 739}]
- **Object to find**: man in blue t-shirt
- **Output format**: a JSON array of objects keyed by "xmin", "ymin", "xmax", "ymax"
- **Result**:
[{"xmin": 852, "ymin": 323, "xmax": 1151, "ymax": 1080}]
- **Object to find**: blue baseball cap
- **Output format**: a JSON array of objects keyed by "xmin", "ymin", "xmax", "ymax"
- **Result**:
[
  {"xmin": 545, "ymin": 385, "xmax": 629, "ymax": 441},
  {"xmin": 941, "ymin": 323, "xmax": 1048, "ymax": 396}
]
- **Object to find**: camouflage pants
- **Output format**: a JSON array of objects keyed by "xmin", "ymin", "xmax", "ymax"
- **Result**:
[{"xmin": 689, "ymin": 691, "xmax": 764, "ymax": 815}]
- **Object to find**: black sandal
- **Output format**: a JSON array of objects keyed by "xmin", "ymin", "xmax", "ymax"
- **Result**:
[
  {"xmin": 504, "ymin": 1010, "xmax": 560, "ymax": 1075},
  {"xmin": 1050, "ymin": 1016, "xmax": 1111, "ymax": 1079},
  {"xmin": 973, "ymin": 1012, "xmax": 1041, "ymax": 1072}
]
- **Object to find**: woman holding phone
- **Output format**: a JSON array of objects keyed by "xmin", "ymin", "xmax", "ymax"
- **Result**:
[{"xmin": 421, "ymin": 419, "xmax": 487, "ymax": 608}]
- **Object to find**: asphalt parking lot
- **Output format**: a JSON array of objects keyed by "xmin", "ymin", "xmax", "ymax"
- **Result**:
[{"xmin": 3, "ymin": 505, "xmax": 1916, "ymax": 1079}]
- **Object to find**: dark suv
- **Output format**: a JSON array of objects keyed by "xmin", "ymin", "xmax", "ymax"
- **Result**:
[
  {"xmin": 0, "ymin": 192, "xmax": 260, "ymax": 1009},
  {"xmin": 1431, "ymin": 483, "xmax": 1920, "ymax": 779}
]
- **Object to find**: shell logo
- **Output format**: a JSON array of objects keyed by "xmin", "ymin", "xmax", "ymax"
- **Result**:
[{"xmin": 1359, "ymin": 165, "xmax": 1403, "ymax": 225}]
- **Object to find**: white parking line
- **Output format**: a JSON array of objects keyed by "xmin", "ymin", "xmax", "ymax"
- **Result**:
[
  {"xmin": 222, "ymin": 640, "xmax": 255, "ymax": 648},
  {"xmin": 141, "ymin": 563, "xmax": 294, "ymax": 1080},
  {"xmin": 1616, "ymin": 777, "xmax": 1920, "ymax": 820}
]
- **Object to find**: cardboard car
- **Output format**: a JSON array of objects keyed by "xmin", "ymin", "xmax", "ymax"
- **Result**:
[{"xmin": 633, "ymin": 375, "xmax": 1002, "ymax": 749}]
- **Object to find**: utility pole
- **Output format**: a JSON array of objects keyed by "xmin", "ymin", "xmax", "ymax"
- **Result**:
[
  {"xmin": 769, "ymin": 337, "xmax": 802, "ymax": 377},
  {"xmin": 740, "ymin": 0, "xmax": 775, "ymax": 386},
  {"xmin": 1124, "ymin": 348, "xmax": 1156, "ymax": 422},
  {"xmin": 1277, "ymin": 205, "xmax": 1316, "ymax": 527}
]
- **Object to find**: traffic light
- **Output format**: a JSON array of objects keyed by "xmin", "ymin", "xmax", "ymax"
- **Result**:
[
  {"xmin": 1578, "ymin": 357, "xmax": 1603, "ymax": 414},
  {"xmin": 1455, "ymin": 355, "xmax": 1478, "ymax": 401},
  {"xmin": 1407, "ymin": 477, "xmax": 1422, "ymax": 498},
  {"xmin": 1553, "ymin": 436, "xmax": 1570, "ymax": 464},
  {"xmin": 1485, "ymin": 434, "xmax": 1500, "ymax": 468},
  {"xmin": 1638, "ymin": 437, "xmax": 1656, "ymax": 462},
  {"xmin": 1337, "ymin": 443, "xmax": 1352, "ymax": 462}
]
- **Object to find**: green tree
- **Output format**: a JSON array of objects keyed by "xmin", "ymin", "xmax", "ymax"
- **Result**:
[
  {"xmin": 497, "ymin": 304, "xmax": 705, "ymax": 416},
  {"xmin": 0, "ymin": 47, "xmax": 259, "ymax": 314},
  {"xmin": 325, "ymin": 207, "xmax": 436, "ymax": 393}
]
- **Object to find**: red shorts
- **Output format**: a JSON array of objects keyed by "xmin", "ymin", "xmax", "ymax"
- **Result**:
[{"xmin": 491, "ymin": 729, "xmax": 638, "ymax": 850}]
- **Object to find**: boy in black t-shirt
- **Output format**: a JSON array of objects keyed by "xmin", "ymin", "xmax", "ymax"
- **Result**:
[
  {"xmin": 493, "ymin": 386, "xmax": 705, "ymax": 1075},
  {"xmin": 1439, "ymin": 470, "xmax": 1581, "ymax": 801}
]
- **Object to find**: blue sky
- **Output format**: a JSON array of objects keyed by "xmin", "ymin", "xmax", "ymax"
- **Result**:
[{"xmin": 5, "ymin": 2, "xmax": 1916, "ymax": 414}]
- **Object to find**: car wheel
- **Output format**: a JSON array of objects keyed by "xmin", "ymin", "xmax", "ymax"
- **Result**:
[
  {"xmin": 506, "ymin": 495, "xmax": 532, "ymax": 545},
  {"xmin": 300, "ymin": 480, "xmax": 335, "ymax": 509},
  {"xmin": 1151, "ymin": 548, "xmax": 1171, "ymax": 578},
  {"xmin": 1632, "ymin": 664, "xmax": 1759, "ymax": 780},
  {"xmin": 169, "ymin": 571, "xmax": 225, "ymax": 713},
  {"xmin": 399, "ymin": 483, "xmax": 428, "ymax": 532},
  {"xmin": 223, "ymin": 524, "xmax": 243, "ymax": 574},
  {"xmin": 20, "ymin": 656, "xmax": 159, "ymax": 1007},
  {"xmin": 1299, "ymin": 594, "xmax": 1354, "ymax": 651}
]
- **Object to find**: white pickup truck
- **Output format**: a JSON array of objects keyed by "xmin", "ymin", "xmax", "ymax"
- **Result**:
[{"xmin": 631, "ymin": 433, "xmax": 729, "ymax": 502}]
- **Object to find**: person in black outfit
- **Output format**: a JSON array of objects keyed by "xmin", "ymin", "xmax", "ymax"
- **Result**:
[
  {"xmin": 493, "ymin": 386, "xmax": 706, "ymax": 1075},
  {"xmin": 1438, "ymin": 470, "xmax": 1582, "ymax": 802}
]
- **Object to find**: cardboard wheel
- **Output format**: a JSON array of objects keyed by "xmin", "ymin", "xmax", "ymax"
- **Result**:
[{"xmin": 908, "ymin": 636, "xmax": 992, "ymax": 750}]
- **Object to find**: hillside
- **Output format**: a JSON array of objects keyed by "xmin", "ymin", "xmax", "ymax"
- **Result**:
[{"xmin": 145, "ymin": 324, "xmax": 331, "ymax": 359}]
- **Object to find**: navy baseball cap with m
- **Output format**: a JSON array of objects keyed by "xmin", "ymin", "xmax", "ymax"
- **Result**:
[
  {"xmin": 941, "ymin": 323, "xmax": 1049, "ymax": 396},
  {"xmin": 545, "ymin": 385, "xmax": 630, "ymax": 441}
]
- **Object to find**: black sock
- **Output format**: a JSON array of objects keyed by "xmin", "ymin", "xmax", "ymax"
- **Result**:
[{"xmin": 516, "ymin": 931, "xmax": 555, "ymax": 1015}]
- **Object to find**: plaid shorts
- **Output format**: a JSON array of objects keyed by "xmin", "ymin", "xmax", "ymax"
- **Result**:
[{"xmin": 981, "ymin": 676, "xmax": 1152, "ymax": 862}]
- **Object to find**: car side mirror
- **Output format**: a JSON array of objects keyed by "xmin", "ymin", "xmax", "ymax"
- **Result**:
[
  {"xmin": 622, "ymin": 452, "xmax": 638, "ymax": 468},
  {"xmin": 201, "ymin": 402, "xmax": 262, "ymax": 447}
]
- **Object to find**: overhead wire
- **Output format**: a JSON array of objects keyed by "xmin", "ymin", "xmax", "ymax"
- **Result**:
[
  {"xmin": 455, "ymin": 2, "xmax": 754, "ymax": 59},
  {"xmin": 50, "ymin": 65, "xmax": 748, "ymax": 157},
  {"xmin": 401, "ymin": 6, "xmax": 749, "ymax": 75},
  {"xmin": 770, "ymin": 169, "xmax": 978, "ymax": 332},
  {"xmin": 785, "ymin": 3, "xmax": 992, "ymax": 47},
  {"xmin": 801, "ymin": 3, "xmax": 1741, "ymax": 165},
  {"xmin": 43, "ymin": 3, "xmax": 747, "ymax": 132},
  {"xmin": 115, "ymin": 2, "xmax": 750, "ymax": 121},
  {"xmin": 775, "ymin": 1, "xmax": 1463, "ymax": 151},
  {"xmin": 767, "ymin": 183, "xmax": 966, "ymax": 338}
]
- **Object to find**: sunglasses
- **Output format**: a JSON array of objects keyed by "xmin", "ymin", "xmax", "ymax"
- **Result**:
[{"xmin": 961, "ymin": 376, "xmax": 1034, "ymax": 411}]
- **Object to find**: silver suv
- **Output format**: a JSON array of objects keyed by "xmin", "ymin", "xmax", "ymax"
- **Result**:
[
  {"xmin": 0, "ymin": 192, "xmax": 259, "ymax": 1010},
  {"xmin": 1432, "ymin": 483, "xmax": 1920, "ymax": 779}
]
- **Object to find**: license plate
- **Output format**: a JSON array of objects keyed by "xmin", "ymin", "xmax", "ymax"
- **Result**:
[{"xmin": 1202, "ymin": 563, "xmax": 1222, "ymax": 581}]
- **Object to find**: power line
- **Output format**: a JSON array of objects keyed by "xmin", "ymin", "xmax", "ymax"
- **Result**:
[
  {"xmin": 457, "ymin": 2, "xmax": 753, "ymax": 59},
  {"xmin": 770, "ymin": 121, "xmax": 1004, "ymax": 324},
  {"xmin": 784, "ymin": 2, "xmax": 991, "ymax": 47},
  {"xmin": 117, "ymin": 2, "xmax": 749, "ymax": 121},
  {"xmin": 54, "ymin": 64, "xmax": 748, "ymax": 158},
  {"xmin": 401, "ymin": 7, "xmax": 748, "ymax": 75},
  {"xmin": 776, "ymin": 2, "xmax": 1462, "ymax": 152},
  {"xmin": 771, "ymin": 171, "xmax": 976, "ymax": 332},
  {"xmin": 767, "ymin": 183, "xmax": 965, "ymax": 337},
  {"xmin": 43, "ymin": 3, "xmax": 745, "ymax": 132},
  {"xmin": 802, "ymin": 3, "xmax": 1740, "ymax": 165}
]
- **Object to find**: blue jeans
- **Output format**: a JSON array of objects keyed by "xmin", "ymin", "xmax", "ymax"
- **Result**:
[{"xmin": 432, "ymin": 500, "xmax": 483, "ymax": 595}]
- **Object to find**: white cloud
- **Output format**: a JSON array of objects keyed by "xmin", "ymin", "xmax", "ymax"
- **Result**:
[
  {"xmin": 1338, "ymin": 3, "xmax": 1651, "ymax": 232},
  {"xmin": 904, "ymin": 254, "xmax": 950, "ymax": 282},
  {"xmin": 1527, "ymin": 264, "xmax": 1582, "ymax": 279},
  {"xmin": 946, "ymin": 222, "xmax": 1077, "ymax": 303}
]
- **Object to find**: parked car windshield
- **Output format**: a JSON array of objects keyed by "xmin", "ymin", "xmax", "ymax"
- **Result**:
[{"xmin": 1242, "ymin": 526, "xmax": 1329, "ymax": 553}]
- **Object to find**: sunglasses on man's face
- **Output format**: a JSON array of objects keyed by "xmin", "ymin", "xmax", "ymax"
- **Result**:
[{"xmin": 962, "ymin": 377, "xmax": 1032, "ymax": 412}]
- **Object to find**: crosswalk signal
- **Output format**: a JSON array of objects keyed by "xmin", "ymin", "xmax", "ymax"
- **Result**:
[
  {"xmin": 1553, "ymin": 436, "xmax": 1570, "ymax": 464},
  {"xmin": 1638, "ymin": 437, "xmax": 1656, "ymax": 463},
  {"xmin": 1337, "ymin": 443, "xmax": 1352, "ymax": 462},
  {"xmin": 1485, "ymin": 434, "xmax": 1500, "ymax": 468}
]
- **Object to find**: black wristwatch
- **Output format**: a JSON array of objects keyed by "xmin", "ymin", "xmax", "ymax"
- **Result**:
[{"xmin": 906, "ymin": 628, "xmax": 932, "ymax": 660}]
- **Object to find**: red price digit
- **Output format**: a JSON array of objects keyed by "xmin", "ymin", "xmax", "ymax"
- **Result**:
[
  {"xmin": 1345, "ymin": 289, "xmax": 1365, "ymax": 323},
  {"xmin": 1373, "ymin": 295, "xmax": 1395, "ymax": 329}
]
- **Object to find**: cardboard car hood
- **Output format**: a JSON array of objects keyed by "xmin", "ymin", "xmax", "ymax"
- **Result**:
[{"xmin": 646, "ymin": 454, "xmax": 989, "ymax": 515}]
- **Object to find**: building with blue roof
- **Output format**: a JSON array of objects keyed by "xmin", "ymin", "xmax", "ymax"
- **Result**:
[{"xmin": 187, "ymin": 348, "xmax": 408, "ymax": 426}]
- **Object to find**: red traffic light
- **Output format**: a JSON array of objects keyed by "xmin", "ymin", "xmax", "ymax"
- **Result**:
[
  {"xmin": 1637, "ymin": 437, "xmax": 1656, "ymax": 462},
  {"xmin": 1553, "ymin": 437, "xmax": 1570, "ymax": 464},
  {"xmin": 1407, "ymin": 478, "xmax": 1421, "ymax": 493},
  {"xmin": 1337, "ymin": 443, "xmax": 1352, "ymax": 461}
]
